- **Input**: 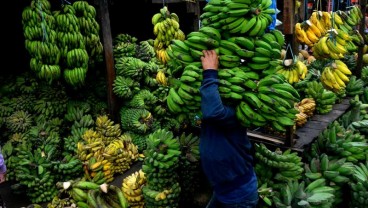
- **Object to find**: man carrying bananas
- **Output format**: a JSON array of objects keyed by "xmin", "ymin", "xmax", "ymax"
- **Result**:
[{"xmin": 199, "ymin": 50, "xmax": 259, "ymax": 208}]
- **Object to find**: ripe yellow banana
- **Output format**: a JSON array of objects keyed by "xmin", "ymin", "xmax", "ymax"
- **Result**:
[{"xmin": 334, "ymin": 60, "xmax": 352, "ymax": 75}]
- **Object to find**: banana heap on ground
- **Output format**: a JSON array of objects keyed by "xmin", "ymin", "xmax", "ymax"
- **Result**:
[
  {"xmin": 294, "ymin": 98, "xmax": 316, "ymax": 127},
  {"xmin": 13, "ymin": 144, "xmax": 59, "ymax": 204},
  {"xmin": 272, "ymin": 179, "xmax": 335, "ymax": 207},
  {"xmin": 104, "ymin": 136, "xmax": 139, "ymax": 175},
  {"xmin": 77, "ymin": 130, "xmax": 114, "ymax": 183},
  {"xmin": 201, "ymin": 0, "xmax": 276, "ymax": 36},
  {"xmin": 22, "ymin": 0, "xmax": 61, "ymax": 83},
  {"xmin": 346, "ymin": 75, "xmax": 366, "ymax": 96},
  {"xmin": 56, "ymin": 180, "xmax": 129, "ymax": 208},
  {"xmin": 254, "ymin": 143, "xmax": 304, "ymax": 189},
  {"xmin": 304, "ymin": 81, "xmax": 337, "ymax": 115},
  {"xmin": 309, "ymin": 121, "xmax": 368, "ymax": 163},
  {"xmin": 122, "ymin": 169, "xmax": 146, "ymax": 208},
  {"xmin": 304, "ymin": 154, "xmax": 354, "ymax": 206},
  {"xmin": 152, "ymin": 6, "xmax": 185, "ymax": 64},
  {"xmin": 177, "ymin": 132, "xmax": 201, "ymax": 206},
  {"xmin": 350, "ymin": 162, "xmax": 368, "ymax": 207},
  {"xmin": 275, "ymin": 55, "xmax": 308, "ymax": 84},
  {"xmin": 312, "ymin": 29, "xmax": 352, "ymax": 60},
  {"xmin": 142, "ymin": 129, "xmax": 182, "ymax": 207},
  {"xmin": 342, "ymin": 95, "xmax": 368, "ymax": 135},
  {"xmin": 320, "ymin": 60, "xmax": 352, "ymax": 92},
  {"xmin": 54, "ymin": 4, "xmax": 90, "ymax": 87},
  {"xmin": 52, "ymin": 154, "xmax": 83, "ymax": 180}
]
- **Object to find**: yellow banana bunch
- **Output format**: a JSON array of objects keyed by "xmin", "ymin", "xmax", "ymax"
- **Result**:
[
  {"xmin": 295, "ymin": 112, "xmax": 308, "ymax": 127},
  {"xmin": 295, "ymin": 23, "xmax": 313, "ymax": 47},
  {"xmin": 152, "ymin": 6, "xmax": 185, "ymax": 64},
  {"xmin": 312, "ymin": 33, "xmax": 347, "ymax": 60},
  {"xmin": 309, "ymin": 11, "xmax": 328, "ymax": 35},
  {"xmin": 122, "ymin": 170, "xmax": 146, "ymax": 207},
  {"xmin": 155, "ymin": 70, "xmax": 168, "ymax": 86},
  {"xmin": 296, "ymin": 98, "xmax": 316, "ymax": 117},
  {"xmin": 321, "ymin": 60, "xmax": 351, "ymax": 92},
  {"xmin": 276, "ymin": 57, "xmax": 308, "ymax": 84}
]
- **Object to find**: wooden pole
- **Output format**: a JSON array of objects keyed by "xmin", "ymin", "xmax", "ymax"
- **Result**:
[
  {"xmin": 99, "ymin": 0, "xmax": 118, "ymax": 122},
  {"xmin": 283, "ymin": 0, "xmax": 299, "ymax": 55},
  {"xmin": 357, "ymin": 0, "xmax": 367, "ymax": 77}
]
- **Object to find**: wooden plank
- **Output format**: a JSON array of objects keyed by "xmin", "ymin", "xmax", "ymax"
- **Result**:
[
  {"xmin": 310, "ymin": 114, "xmax": 335, "ymax": 123},
  {"xmin": 99, "ymin": 0, "xmax": 118, "ymax": 122},
  {"xmin": 301, "ymin": 120, "xmax": 329, "ymax": 130},
  {"xmin": 247, "ymin": 132, "xmax": 284, "ymax": 145},
  {"xmin": 333, "ymin": 103, "xmax": 350, "ymax": 111}
]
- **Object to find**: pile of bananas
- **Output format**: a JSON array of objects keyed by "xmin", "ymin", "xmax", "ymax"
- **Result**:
[
  {"xmin": 52, "ymin": 154, "xmax": 83, "ymax": 180},
  {"xmin": 56, "ymin": 180, "xmax": 129, "ymax": 208},
  {"xmin": 142, "ymin": 129, "xmax": 182, "ymax": 207},
  {"xmin": 346, "ymin": 75, "xmax": 366, "ymax": 96},
  {"xmin": 177, "ymin": 132, "xmax": 201, "ymax": 206},
  {"xmin": 22, "ymin": 0, "xmax": 61, "ymax": 83},
  {"xmin": 294, "ymin": 98, "xmax": 316, "ymax": 127},
  {"xmin": 14, "ymin": 144, "xmax": 59, "ymax": 203},
  {"xmin": 201, "ymin": 0, "xmax": 275, "ymax": 36},
  {"xmin": 104, "ymin": 138, "xmax": 139, "ymax": 175},
  {"xmin": 275, "ymin": 56, "xmax": 308, "ymax": 84},
  {"xmin": 152, "ymin": 6, "xmax": 185, "ymax": 64},
  {"xmin": 254, "ymin": 143, "xmax": 304, "ymax": 187},
  {"xmin": 272, "ymin": 179, "xmax": 335, "ymax": 207},
  {"xmin": 304, "ymin": 154, "xmax": 354, "ymax": 205},
  {"xmin": 350, "ymin": 162, "xmax": 368, "ymax": 207},
  {"xmin": 312, "ymin": 30, "xmax": 352, "ymax": 60},
  {"xmin": 304, "ymin": 81, "xmax": 337, "ymax": 114},
  {"xmin": 95, "ymin": 115, "xmax": 122, "ymax": 144},
  {"xmin": 5, "ymin": 110, "xmax": 33, "ymax": 133},
  {"xmin": 321, "ymin": 60, "xmax": 352, "ymax": 92},
  {"xmin": 122, "ymin": 169, "xmax": 146, "ymax": 208},
  {"xmin": 309, "ymin": 121, "xmax": 368, "ymax": 163}
]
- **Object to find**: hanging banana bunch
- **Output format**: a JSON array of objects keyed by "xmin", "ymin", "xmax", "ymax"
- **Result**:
[
  {"xmin": 22, "ymin": 0, "xmax": 61, "ymax": 84},
  {"xmin": 312, "ymin": 29, "xmax": 351, "ymax": 60},
  {"xmin": 275, "ymin": 54, "xmax": 308, "ymax": 85},
  {"xmin": 54, "ymin": 4, "xmax": 89, "ymax": 87},
  {"xmin": 152, "ymin": 6, "xmax": 185, "ymax": 65},
  {"xmin": 72, "ymin": 1, "xmax": 104, "ymax": 65},
  {"xmin": 320, "ymin": 60, "xmax": 352, "ymax": 92}
]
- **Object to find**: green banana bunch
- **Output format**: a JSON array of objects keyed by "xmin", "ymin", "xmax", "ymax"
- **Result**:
[
  {"xmin": 346, "ymin": 75, "xmax": 365, "ymax": 96},
  {"xmin": 272, "ymin": 179, "xmax": 335, "ymax": 208},
  {"xmin": 350, "ymin": 161, "xmax": 368, "ymax": 207},
  {"xmin": 254, "ymin": 143, "xmax": 304, "ymax": 189},
  {"xmin": 304, "ymin": 81, "xmax": 337, "ymax": 114}
]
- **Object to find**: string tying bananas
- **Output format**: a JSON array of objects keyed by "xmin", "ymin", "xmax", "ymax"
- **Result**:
[{"xmin": 152, "ymin": 6, "xmax": 185, "ymax": 64}]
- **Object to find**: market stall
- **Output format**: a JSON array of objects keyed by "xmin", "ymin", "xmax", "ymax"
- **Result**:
[{"xmin": 0, "ymin": 0, "xmax": 368, "ymax": 207}]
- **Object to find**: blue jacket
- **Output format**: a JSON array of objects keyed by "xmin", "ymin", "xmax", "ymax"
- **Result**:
[{"xmin": 199, "ymin": 70, "xmax": 257, "ymax": 202}]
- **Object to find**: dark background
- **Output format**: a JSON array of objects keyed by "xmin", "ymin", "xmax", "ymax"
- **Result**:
[{"xmin": 1, "ymin": 0, "xmax": 205, "ymax": 77}]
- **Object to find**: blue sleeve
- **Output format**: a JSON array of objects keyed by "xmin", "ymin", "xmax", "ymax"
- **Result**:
[
  {"xmin": 199, "ymin": 70, "xmax": 237, "ymax": 126},
  {"xmin": 267, "ymin": 0, "xmax": 277, "ymax": 31}
]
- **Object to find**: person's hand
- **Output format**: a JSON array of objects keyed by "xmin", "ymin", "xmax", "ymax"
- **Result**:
[
  {"xmin": 0, "ymin": 172, "xmax": 6, "ymax": 183},
  {"xmin": 201, "ymin": 50, "xmax": 219, "ymax": 71}
]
